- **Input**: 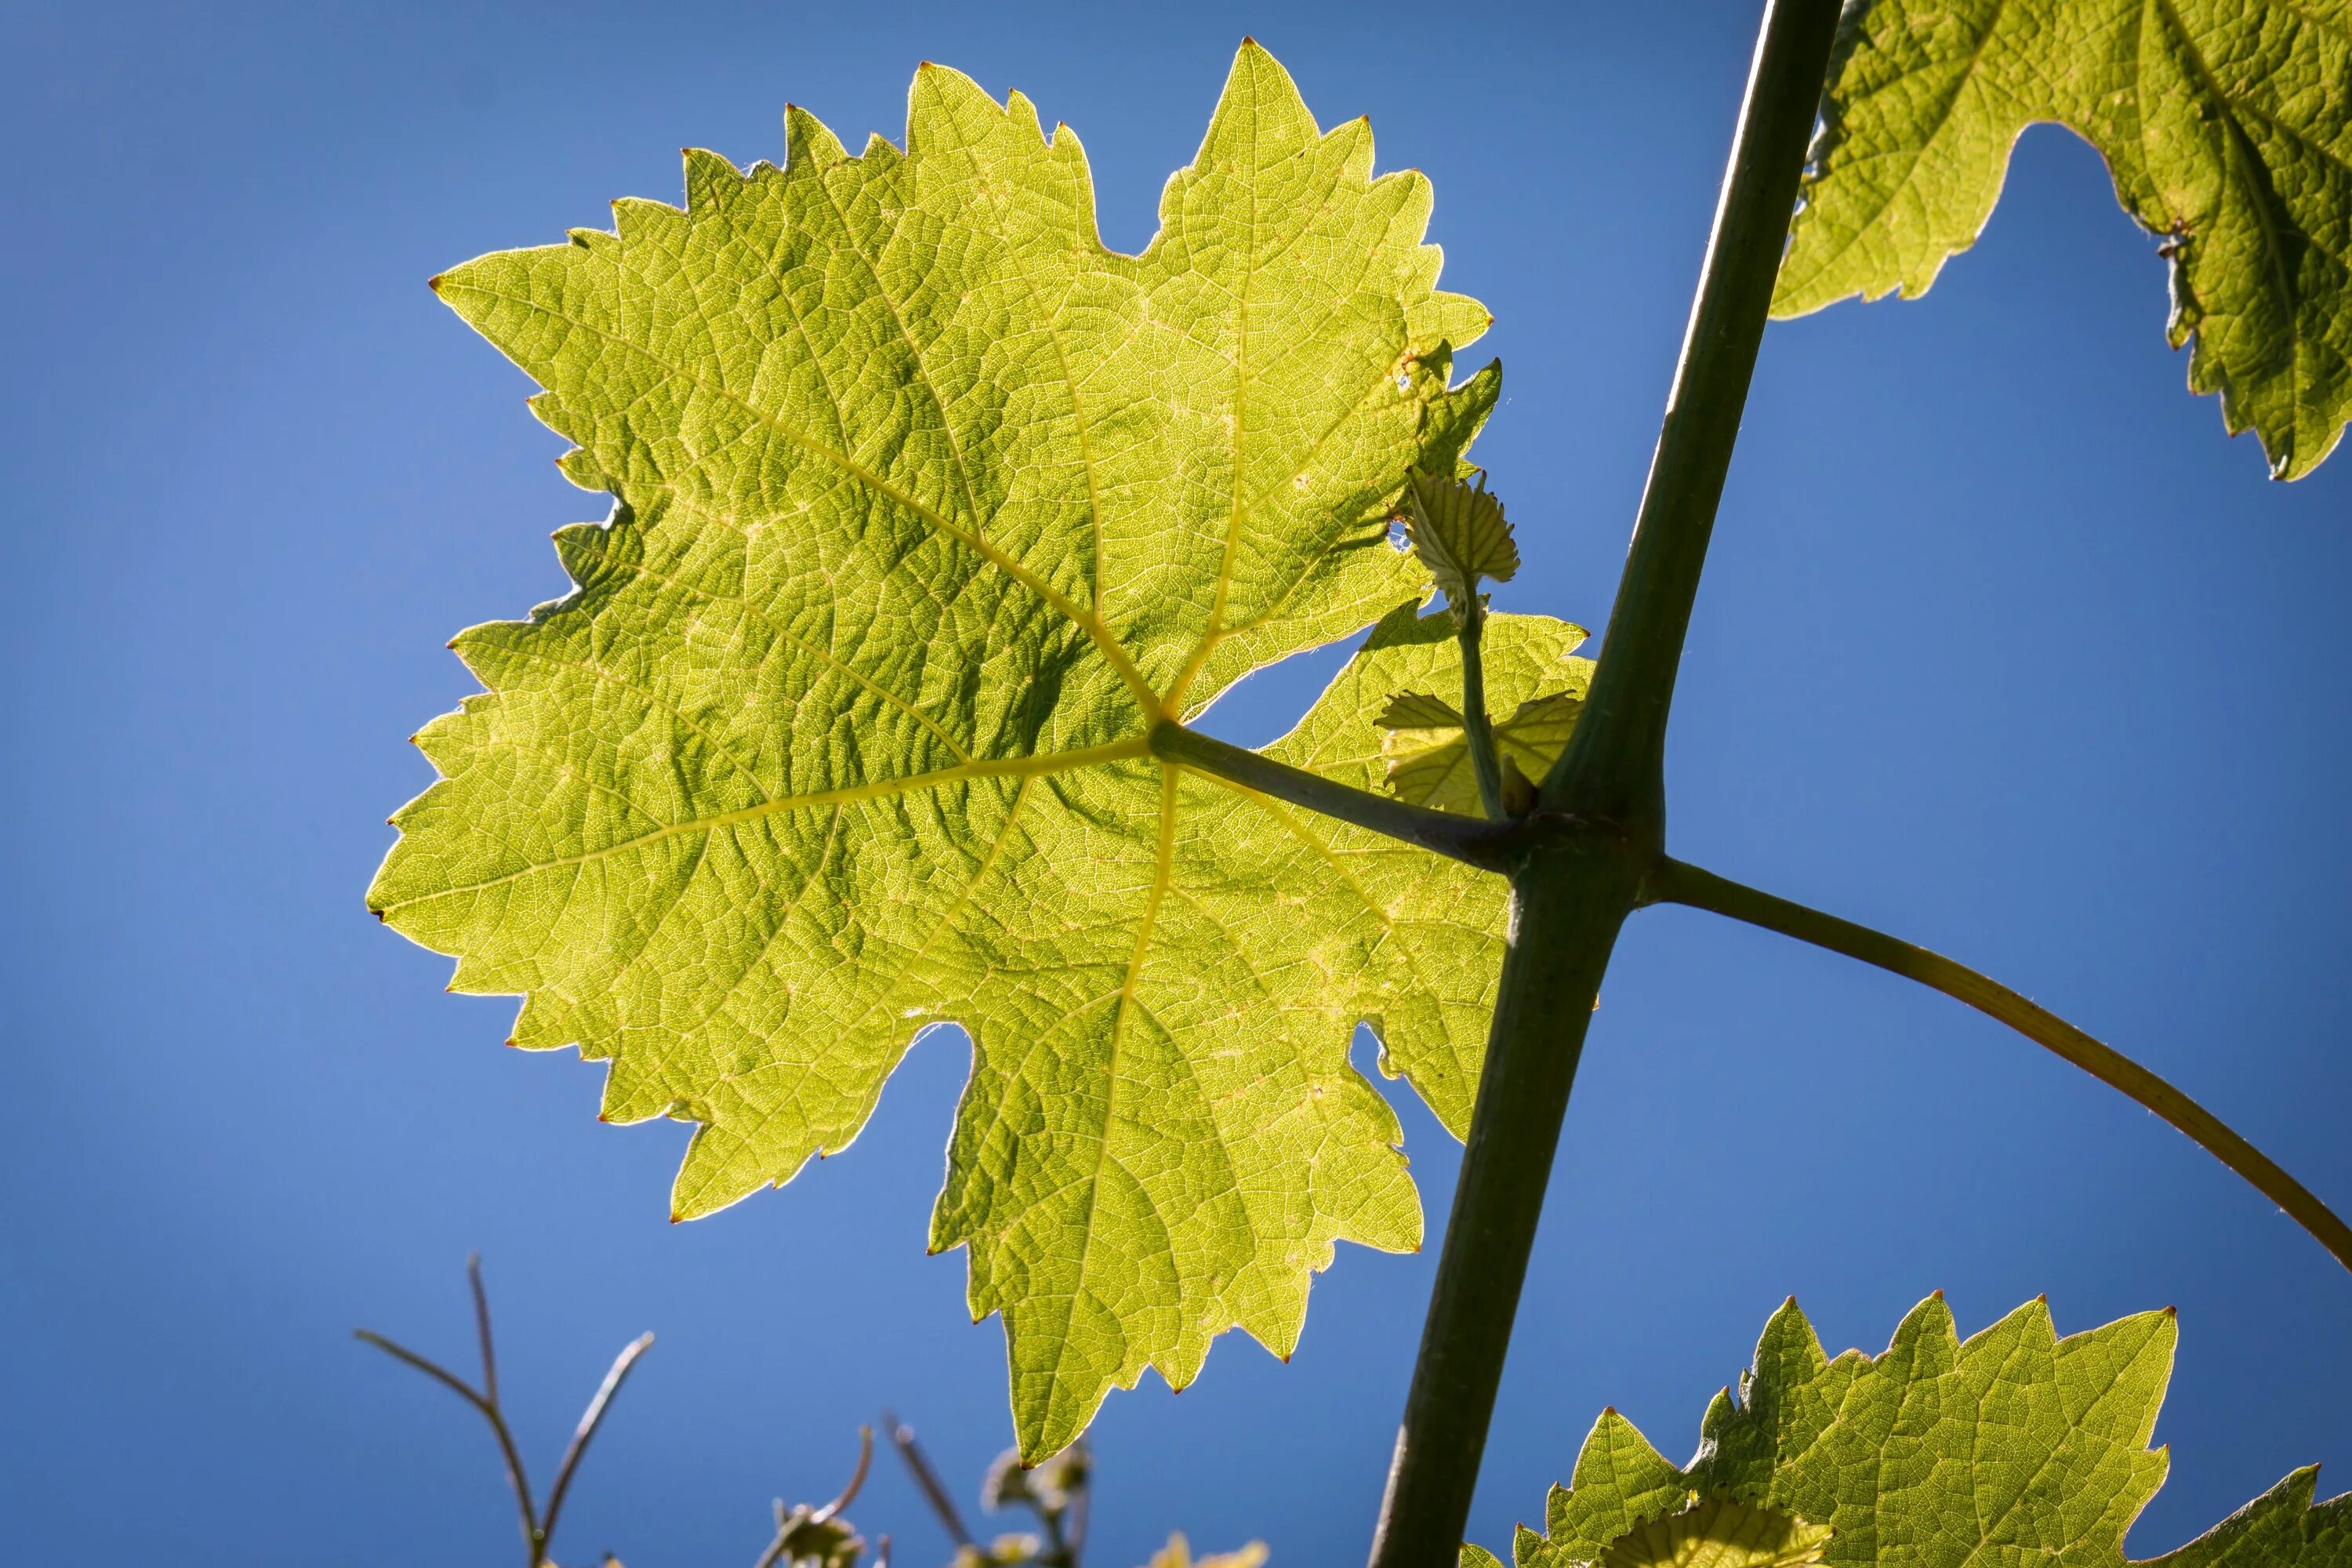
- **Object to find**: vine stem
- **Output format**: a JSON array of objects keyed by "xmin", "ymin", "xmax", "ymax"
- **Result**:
[
  {"xmin": 1367, "ymin": 4, "xmax": 1843, "ymax": 1563},
  {"xmin": 1649, "ymin": 858, "xmax": 2352, "ymax": 1276},
  {"xmin": 1364, "ymin": 833, "xmax": 1642, "ymax": 1568}
]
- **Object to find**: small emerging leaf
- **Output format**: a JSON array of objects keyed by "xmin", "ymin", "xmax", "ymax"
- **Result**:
[
  {"xmin": 1779, "ymin": 0, "xmax": 2352, "ymax": 479},
  {"xmin": 1600, "ymin": 1498, "xmax": 1830, "ymax": 1568},
  {"xmin": 1379, "ymin": 684, "xmax": 1586, "ymax": 818},
  {"xmin": 1403, "ymin": 471, "xmax": 1519, "ymax": 609}
]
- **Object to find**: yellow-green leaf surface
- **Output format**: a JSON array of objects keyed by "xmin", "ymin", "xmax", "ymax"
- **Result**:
[
  {"xmin": 1265, "ymin": 602, "xmax": 1592, "ymax": 1126},
  {"xmin": 370, "ymin": 42, "xmax": 1543, "ymax": 1457},
  {"xmin": 1485, "ymin": 1294, "xmax": 2349, "ymax": 1568},
  {"xmin": 1379, "ymin": 684, "xmax": 1588, "ymax": 817},
  {"xmin": 1600, "ymin": 1499, "xmax": 1831, "ymax": 1568},
  {"xmin": 1777, "ymin": 0, "xmax": 2352, "ymax": 479}
]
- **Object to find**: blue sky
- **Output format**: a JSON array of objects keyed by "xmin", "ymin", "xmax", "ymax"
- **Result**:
[{"xmin": 4, "ymin": 2, "xmax": 2348, "ymax": 1564}]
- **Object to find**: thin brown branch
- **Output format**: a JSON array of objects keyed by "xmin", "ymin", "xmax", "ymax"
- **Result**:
[
  {"xmin": 882, "ymin": 1410, "xmax": 975, "ymax": 1549},
  {"xmin": 467, "ymin": 1253, "xmax": 499, "ymax": 1408},
  {"xmin": 355, "ymin": 1327, "xmax": 540, "ymax": 1563},
  {"xmin": 812, "ymin": 1426, "xmax": 874, "ymax": 1524},
  {"xmin": 540, "ymin": 1331, "xmax": 655, "ymax": 1549}
]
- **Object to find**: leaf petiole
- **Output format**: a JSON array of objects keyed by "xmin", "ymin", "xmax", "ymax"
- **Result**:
[
  {"xmin": 1145, "ymin": 720, "xmax": 1518, "ymax": 872},
  {"xmin": 1649, "ymin": 857, "xmax": 2352, "ymax": 1277}
]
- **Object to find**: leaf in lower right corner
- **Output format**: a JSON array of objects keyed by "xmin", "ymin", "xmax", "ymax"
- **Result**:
[
  {"xmin": 1778, "ymin": 0, "xmax": 2352, "ymax": 480},
  {"xmin": 1495, "ymin": 1293, "xmax": 2351, "ymax": 1568},
  {"xmin": 2140, "ymin": 1467, "xmax": 2352, "ymax": 1568}
]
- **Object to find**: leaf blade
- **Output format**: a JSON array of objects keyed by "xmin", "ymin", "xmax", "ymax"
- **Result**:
[{"xmin": 376, "ymin": 43, "xmax": 1512, "ymax": 1459}]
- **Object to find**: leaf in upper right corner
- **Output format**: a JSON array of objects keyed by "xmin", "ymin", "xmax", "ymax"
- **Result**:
[
  {"xmin": 1403, "ymin": 470, "xmax": 1519, "ymax": 607},
  {"xmin": 1777, "ymin": 0, "xmax": 2352, "ymax": 480}
]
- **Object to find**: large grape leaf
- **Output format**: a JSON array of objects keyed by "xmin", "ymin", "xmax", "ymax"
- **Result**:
[
  {"xmin": 1482, "ymin": 1293, "xmax": 2349, "ymax": 1568},
  {"xmin": 370, "ymin": 42, "xmax": 1584, "ymax": 1457},
  {"xmin": 1776, "ymin": 0, "xmax": 2352, "ymax": 479}
]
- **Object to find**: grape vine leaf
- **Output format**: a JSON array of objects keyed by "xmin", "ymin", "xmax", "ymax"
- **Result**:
[
  {"xmin": 369, "ymin": 42, "xmax": 1583, "ymax": 1459},
  {"xmin": 1476, "ymin": 1293, "xmax": 2350, "ymax": 1568},
  {"xmin": 1776, "ymin": 0, "xmax": 2352, "ymax": 479}
]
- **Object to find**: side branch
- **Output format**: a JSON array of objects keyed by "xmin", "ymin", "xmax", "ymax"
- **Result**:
[
  {"xmin": 1650, "ymin": 858, "xmax": 2352, "ymax": 1277},
  {"xmin": 1147, "ymin": 720, "xmax": 1515, "ymax": 873}
]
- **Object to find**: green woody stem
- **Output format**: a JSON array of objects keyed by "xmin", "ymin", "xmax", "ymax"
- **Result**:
[{"xmin": 1367, "ymin": 3, "xmax": 1843, "ymax": 1562}]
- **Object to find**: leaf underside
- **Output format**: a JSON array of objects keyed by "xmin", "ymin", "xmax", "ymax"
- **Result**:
[
  {"xmin": 1780, "ymin": 0, "xmax": 2352, "ymax": 479},
  {"xmin": 369, "ymin": 42, "xmax": 1595, "ymax": 1457},
  {"xmin": 1485, "ymin": 1294, "xmax": 2350, "ymax": 1568}
]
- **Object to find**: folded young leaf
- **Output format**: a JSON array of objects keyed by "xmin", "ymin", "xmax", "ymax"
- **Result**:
[
  {"xmin": 1483, "ymin": 1293, "xmax": 2349, "ymax": 1568},
  {"xmin": 1777, "ymin": 0, "xmax": 2352, "ymax": 480},
  {"xmin": 371, "ymin": 42, "xmax": 1518, "ymax": 1461},
  {"xmin": 1404, "ymin": 471, "xmax": 1519, "ymax": 608}
]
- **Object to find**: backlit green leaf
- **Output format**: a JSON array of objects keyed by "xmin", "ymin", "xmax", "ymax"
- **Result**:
[
  {"xmin": 1404, "ymin": 471, "xmax": 1519, "ymax": 609},
  {"xmin": 1486, "ymin": 1294, "xmax": 2349, "ymax": 1568},
  {"xmin": 371, "ymin": 42, "xmax": 1534, "ymax": 1458},
  {"xmin": 1777, "ymin": 0, "xmax": 2352, "ymax": 479}
]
